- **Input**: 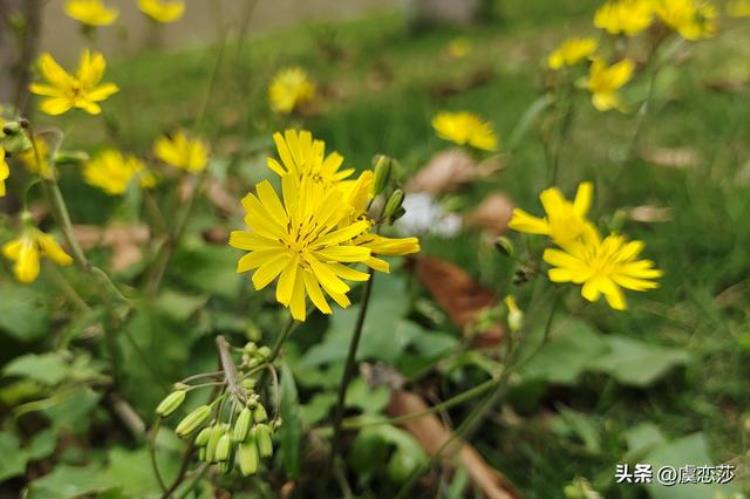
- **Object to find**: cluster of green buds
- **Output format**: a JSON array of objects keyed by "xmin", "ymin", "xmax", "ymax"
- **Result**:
[
  {"xmin": 371, "ymin": 154, "xmax": 406, "ymax": 224},
  {"xmin": 154, "ymin": 338, "xmax": 280, "ymax": 477}
]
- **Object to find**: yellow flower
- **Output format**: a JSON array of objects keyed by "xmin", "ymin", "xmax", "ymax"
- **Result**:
[
  {"xmin": 432, "ymin": 111, "xmax": 499, "ymax": 152},
  {"xmin": 267, "ymin": 129, "xmax": 353, "ymax": 186},
  {"xmin": 446, "ymin": 37, "xmax": 472, "ymax": 59},
  {"xmin": 138, "ymin": 0, "xmax": 185, "ymax": 23},
  {"xmin": 583, "ymin": 58, "xmax": 634, "ymax": 112},
  {"xmin": 3, "ymin": 226, "xmax": 73, "ymax": 284},
  {"xmin": 727, "ymin": 0, "xmax": 750, "ymax": 17},
  {"xmin": 508, "ymin": 182, "xmax": 597, "ymax": 247},
  {"xmin": 19, "ymin": 135, "xmax": 54, "ymax": 178},
  {"xmin": 83, "ymin": 150, "xmax": 156, "ymax": 195},
  {"xmin": 0, "ymin": 147, "xmax": 9, "ymax": 197},
  {"xmin": 654, "ymin": 0, "xmax": 717, "ymax": 40},
  {"xmin": 154, "ymin": 130, "xmax": 209, "ymax": 172},
  {"xmin": 29, "ymin": 49, "xmax": 119, "ymax": 116},
  {"xmin": 547, "ymin": 37, "xmax": 598, "ymax": 70},
  {"xmin": 268, "ymin": 67, "xmax": 316, "ymax": 115},
  {"xmin": 65, "ymin": 0, "xmax": 118, "ymax": 26},
  {"xmin": 594, "ymin": 0, "xmax": 655, "ymax": 36},
  {"xmin": 229, "ymin": 176, "xmax": 375, "ymax": 321},
  {"xmin": 544, "ymin": 231, "xmax": 662, "ymax": 310}
]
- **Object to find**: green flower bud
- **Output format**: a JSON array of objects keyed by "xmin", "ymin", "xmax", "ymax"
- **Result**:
[
  {"xmin": 218, "ymin": 461, "xmax": 230, "ymax": 474},
  {"xmin": 1, "ymin": 121, "xmax": 22, "ymax": 136},
  {"xmin": 233, "ymin": 407, "xmax": 253, "ymax": 442},
  {"xmin": 242, "ymin": 378, "xmax": 257, "ymax": 391},
  {"xmin": 195, "ymin": 426, "xmax": 212, "ymax": 447},
  {"xmin": 205, "ymin": 424, "xmax": 224, "ymax": 462},
  {"xmin": 155, "ymin": 390, "xmax": 187, "ymax": 417},
  {"xmin": 257, "ymin": 346, "xmax": 271, "ymax": 359},
  {"xmin": 198, "ymin": 447, "xmax": 206, "ymax": 461},
  {"xmin": 254, "ymin": 424, "xmax": 274, "ymax": 458},
  {"xmin": 175, "ymin": 405, "xmax": 211, "ymax": 437},
  {"xmin": 253, "ymin": 404, "xmax": 268, "ymax": 423},
  {"xmin": 243, "ymin": 342, "xmax": 258, "ymax": 355},
  {"xmin": 2, "ymin": 132, "xmax": 32, "ymax": 155},
  {"xmin": 237, "ymin": 439, "xmax": 259, "ymax": 476},
  {"xmin": 372, "ymin": 155, "xmax": 392, "ymax": 195},
  {"xmin": 494, "ymin": 236, "xmax": 514, "ymax": 257},
  {"xmin": 215, "ymin": 433, "xmax": 232, "ymax": 461},
  {"xmin": 384, "ymin": 189, "xmax": 405, "ymax": 221}
]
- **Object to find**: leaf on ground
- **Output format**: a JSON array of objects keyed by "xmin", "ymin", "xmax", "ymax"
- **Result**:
[
  {"xmin": 415, "ymin": 256, "xmax": 503, "ymax": 346},
  {"xmin": 464, "ymin": 192, "xmax": 514, "ymax": 235},
  {"xmin": 406, "ymin": 149, "xmax": 480, "ymax": 195},
  {"xmin": 279, "ymin": 363, "xmax": 302, "ymax": 478}
]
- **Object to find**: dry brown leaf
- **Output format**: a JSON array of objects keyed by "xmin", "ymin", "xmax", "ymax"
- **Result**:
[
  {"xmin": 407, "ymin": 149, "xmax": 480, "ymax": 195},
  {"xmin": 415, "ymin": 256, "xmax": 503, "ymax": 346},
  {"xmin": 641, "ymin": 147, "xmax": 699, "ymax": 169},
  {"xmin": 464, "ymin": 193, "xmax": 514, "ymax": 235},
  {"xmin": 387, "ymin": 390, "xmax": 520, "ymax": 499},
  {"xmin": 74, "ymin": 224, "xmax": 150, "ymax": 272},
  {"xmin": 627, "ymin": 205, "xmax": 672, "ymax": 223}
]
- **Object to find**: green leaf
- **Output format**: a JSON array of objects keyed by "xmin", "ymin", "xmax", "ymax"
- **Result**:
[
  {"xmin": 279, "ymin": 362, "xmax": 302, "ymax": 478},
  {"xmin": 102, "ymin": 447, "xmax": 179, "ymax": 498},
  {"xmin": 589, "ymin": 335, "xmax": 689, "ymax": 387},
  {"xmin": 41, "ymin": 387, "xmax": 101, "ymax": 431},
  {"xmin": 552, "ymin": 406, "xmax": 601, "ymax": 454},
  {"xmin": 26, "ymin": 464, "xmax": 112, "ymax": 499},
  {"xmin": 27, "ymin": 429, "xmax": 58, "ymax": 461},
  {"xmin": 0, "ymin": 432, "xmax": 27, "ymax": 481},
  {"xmin": 623, "ymin": 422, "xmax": 666, "ymax": 462},
  {"xmin": 171, "ymin": 243, "xmax": 240, "ymax": 299},
  {"xmin": 299, "ymin": 392, "xmax": 337, "ymax": 427},
  {"xmin": 345, "ymin": 378, "xmax": 390, "ymax": 415},
  {"xmin": 0, "ymin": 284, "xmax": 50, "ymax": 341},
  {"xmin": 3, "ymin": 352, "xmax": 70, "ymax": 386},
  {"xmin": 156, "ymin": 290, "xmax": 208, "ymax": 322}
]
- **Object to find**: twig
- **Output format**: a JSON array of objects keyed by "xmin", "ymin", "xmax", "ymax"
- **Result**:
[{"xmin": 216, "ymin": 335, "xmax": 247, "ymax": 404}]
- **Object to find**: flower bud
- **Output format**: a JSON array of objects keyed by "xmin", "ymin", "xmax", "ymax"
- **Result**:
[
  {"xmin": 243, "ymin": 342, "xmax": 258, "ymax": 355},
  {"xmin": 242, "ymin": 378, "xmax": 257, "ymax": 391},
  {"xmin": 215, "ymin": 433, "xmax": 232, "ymax": 461},
  {"xmin": 218, "ymin": 461, "xmax": 230, "ymax": 474},
  {"xmin": 494, "ymin": 236, "xmax": 514, "ymax": 257},
  {"xmin": 194, "ymin": 426, "xmax": 212, "ymax": 446},
  {"xmin": 253, "ymin": 404, "xmax": 268, "ymax": 423},
  {"xmin": 2, "ymin": 133, "xmax": 32, "ymax": 155},
  {"xmin": 257, "ymin": 346, "xmax": 271, "ymax": 360},
  {"xmin": 155, "ymin": 390, "xmax": 187, "ymax": 417},
  {"xmin": 504, "ymin": 295, "xmax": 524, "ymax": 333},
  {"xmin": 237, "ymin": 439, "xmax": 259, "ymax": 476},
  {"xmin": 175, "ymin": 405, "xmax": 210, "ymax": 437},
  {"xmin": 2, "ymin": 121, "xmax": 22, "ymax": 136},
  {"xmin": 384, "ymin": 189, "xmax": 405, "ymax": 221},
  {"xmin": 233, "ymin": 407, "xmax": 253, "ymax": 442},
  {"xmin": 372, "ymin": 155, "xmax": 392, "ymax": 195},
  {"xmin": 255, "ymin": 424, "xmax": 274, "ymax": 458},
  {"xmin": 205, "ymin": 424, "xmax": 224, "ymax": 462},
  {"xmin": 198, "ymin": 447, "xmax": 206, "ymax": 461}
]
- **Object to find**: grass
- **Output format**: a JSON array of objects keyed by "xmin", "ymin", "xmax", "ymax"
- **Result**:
[{"xmin": 42, "ymin": 0, "xmax": 750, "ymax": 495}]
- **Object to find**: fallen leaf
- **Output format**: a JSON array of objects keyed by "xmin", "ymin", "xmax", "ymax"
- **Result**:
[
  {"xmin": 415, "ymin": 256, "xmax": 503, "ymax": 346},
  {"xmin": 464, "ymin": 193, "xmax": 514, "ymax": 235},
  {"xmin": 407, "ymin": 149, "xmax": 480, "ymax": 195},
  {"xmin": 74, "ymin": 224, "xmax": 150, "ymax": 272},
  {"xmin": 387, "ymin": 390, "xmax": 520, "ymax": 499}
]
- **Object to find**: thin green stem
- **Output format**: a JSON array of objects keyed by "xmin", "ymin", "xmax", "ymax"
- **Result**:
[
  {"xmin": 268, "ymin": 315, "xmax": 297, "ymax": 364},
  {"xmin": 149, "ymin": 419, "xmax": 169, "ymax": 493}
]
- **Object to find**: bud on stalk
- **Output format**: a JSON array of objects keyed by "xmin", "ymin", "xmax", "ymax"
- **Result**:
[
  {"xmin": 372, "ymin": 155, "xmax": 392, "ymax": 195},
  {"xmin": 237, "ymin": 439, "xmax": 260, "ymax": 476},
  {"xmin": 233, "ymin": 407, "xmax": 253, "ymax": 442},
  {"xmin": 175, "ymin": 405, "xmax": 210, "ymax": 437},
  {"xmin": 255, "ymin": 424, "xmax": 274, "ymax": 458},
  {"xmin": 155, "ymin": 390, "xmax": 187, "ymax": 417}
]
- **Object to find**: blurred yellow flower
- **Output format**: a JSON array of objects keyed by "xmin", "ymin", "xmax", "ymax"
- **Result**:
[
  {"xmin": 446, "ymin": 37, "xmax": 473, "ymax": 59},
  {"xmin": 29, "ymin": 50, "xmax": 119, "ymax": 116},
  {"xmin": 727, "ymin": 0, "xmax": 750, "ymax": 17},
  {"xmin": 3, "ymin": 225, "xmax": 73, "ymax": 284},
  {"xmin": 65, "ymin": 0, "xmax": 118, "ymax": 27},
  {"xmin": 509, "ymin": 182, "xmax": 597, "ymax": 247},
  {"xmin": 268, "ymin": 67, "xmax": 316, "ymax": 114},
  {"xmin": 584, "ymin": 58, "xmax": 634, "ymax": 112},
  {"xmin": 230, "ymin": 176, "xmax": 374, "ymax": 321},
  {"xmin": 654, "ymin": 0, "xmax": 717, "ymax": 40},
  {"xmin": 154, "ymin": 130, "xmax": 208, "ymax": 172},
  {"xmin": 83, "ymin": 150, "xmax": 156, "ymax": 195},
  {"xmin": 19, "ymin": 135, "xmax": 54, "ymax": 178},
  {"xmin": 267, "ymin": 129, "xmax": 353, "ymax": 186},
  {"xmin": 547, "ymin": 37, "xmax": 598, "ymax": 70},
  {"xmin": 594, "ymin": 0, "xmax": 655, "ymax": 36},
  {"xmin": 432, "ymin": 111, "xmax": 499, "ymax": 152},
  {"xmin": 0, "ymin": 147, "xmax": 8, "ymax": 197},
  {"xmin": 544, "ymin": 231, "xmax": 662, "ymax": 310},
  {"xmin": 138, "ymin": 0, "xmax": 185, "ymax": 23}
]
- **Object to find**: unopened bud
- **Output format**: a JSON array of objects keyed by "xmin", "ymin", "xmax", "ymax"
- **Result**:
[
  {"xmin": 194, "ymin": 426, "xmax": 212, "ymax": 446},
  {"xmin": 233, "ymin": 407, "xmax": 253, "ymax": 442},
  {"xmin": 494, "ymin": 236, "xmax": 514, "ymax": 257},
  {"xmin": 384, "ymin": 189, "xmax": 405, "ymax": 221},
  {"xmin": 215, "ymin": 433, "xmax": 232, "ymax": 461},
  {"xmin": 257, "ymin": 346, "xmax": 271, "ymax": 360},
  {"xmin": 218, "ymin": 461, "xmax": 231, "ymax": 474},
  {"xmin": 237, "ymin": 438, "xmax": 259, "ymax": 476},
  {"xmin": 205, "ymin": 424, "xmax": 224, "ymax": 462},
  {"xmin": 2, "ymin": 121, "xmax": 21, "ymax": 136},
  {"xmin": 155, "ymin": 390, "xmax": 186, "ymax": 417},
  {"xmin": 254, "ymin": 424, "xmax": 273, "ymax": 457},
  {"xmin": 242, "ymin": 378, "xmax": 257, "ymax": 391},
  {"xmin": 2, "ymin": 132, "xmax": 32, "ymax": 155},
  {"xmin": 372, "ymin": 155, "xmax": 392, "ymax": 195},
  {"xmin": 175, "ymin": 404, "xmax": 210, "ymax": 437},
  {"xmin": 504, "ymin": 295, "xmax": 524, "ymax": 333},
  {"xmin": 253, "ymin": 404, "xmax": 268, "ymax": 423},
  {"xmin": 243, "ymin": 342, "xmax": 258, "ymax": 355}
]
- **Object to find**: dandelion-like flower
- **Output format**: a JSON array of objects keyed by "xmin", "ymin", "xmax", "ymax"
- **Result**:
[
  {"xmin": 594, "ymin": 0, "xmax": 655, "ymax": 36},
  {"xmin": 268, "ymin": 68, "xmax": 316, "ymax": 115},
  {"xmin": 154, "ymin": 130, "xmax": 209, "ymax": 172},
  {"xmin": 83, "ymin": 150, "xmax": 156, "ymax": 195},
  {"xmin": 138, "ymin": 0, "xmax": 185, "ymax": 23},
  {"xmin": 432, "ymin": 111, "xmax": 499, "ymax": 152},
  {"xmin": 19, "ymin": 135, "xmax": 54, "ymax": 178},
  {"xmin": 267, "ymin": 129, "xmax": 353, "ymax": 187},
  {"xmin": 0, "ymin": 147, "xmax": 9, "ymax": 197},
  {"xmin": 229, "ymin": 176, "xmax": 374, "ymax": 321},
  {"xmin": 654, "ymin": 0, "xmax": 716, "ymax": 40},
  {"xmin": 65, "ymin": 0, "xmax": 118, "ymax": 27},
  {"xmin": 29, "ymin": 50, "xmax": 119, "ymax": 116},
  {"xmin": 509, "ymin": 182, "xmax": 597, "ymax": 247},
  {"xmin": 544, "ymin": 231, "xmax": 662, "ymax": 310},
  {"xmin": 583, "ymin": 58, "xmax": 634, "ymax": 112},
  {"xmin": 547, "ymin": 37, "xmax": 598, "ymax": 70},
  {"xmin": 3, "ymin": 222, "xmax": 73, "ymax": 284}
]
